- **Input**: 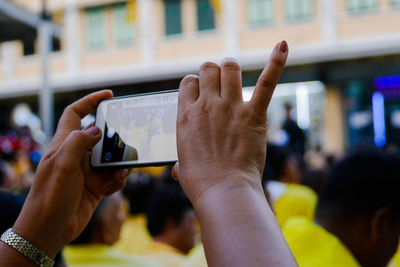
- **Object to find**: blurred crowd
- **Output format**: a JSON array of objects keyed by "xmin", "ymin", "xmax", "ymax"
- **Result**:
[
  {"xmin": 1, "ymin": 119, "xmax": 400, "ymax": 267},
  {"xmin": 0, "ymin": 126, "xmax": 41, "ymax": 194}
]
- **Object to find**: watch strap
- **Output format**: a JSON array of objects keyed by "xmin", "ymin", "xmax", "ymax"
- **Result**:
[{"xmin": 1, "ymin": 228, "xmax": 54, "ymax": 267}]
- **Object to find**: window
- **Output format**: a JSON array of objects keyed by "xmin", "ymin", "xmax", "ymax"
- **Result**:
[
  {"xmin": 347, "ymin": 0, "xmax": 377, "ymax": 12},
  {"xmin": 114, "ymin": 3, "xmax": 134, "ymax": 44},
  {"xmin": 285, "ymin": 0, "xmax": 313, "ymax": 21},
  {"xmin": 86, "ymin": 7, "xmax": 106, "ymax": 49},
  {"xmin": 391, "ymin": 0, "xmax": 400, "ymax": 6},
  {"xmin": 164, "ymin": 0, "xmax": 182, "ymax": 35},
  {"xmin": 196, "ymin": 0, "xmax": 215, "ymax": 31},
  {"xmin": 248, "ymin": 0, "xmax": 274, "ymax": 26},
  {"xmin": 23, "ymin": 40, "xmax": 35, "ymax": 56}
]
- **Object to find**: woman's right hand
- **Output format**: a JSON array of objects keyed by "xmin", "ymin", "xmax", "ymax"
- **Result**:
[
  {"xmin": 173, "ymin": 41, "xmax": 297, "ymax": 267},
  {"xmin": 174, "ymin": 41, "xmax": 289, "ymax": 206}
]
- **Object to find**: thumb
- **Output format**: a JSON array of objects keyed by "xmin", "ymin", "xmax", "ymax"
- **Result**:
[{"xmin": 59, "ymin": 127, "xmax": 102, "ymax": 164}]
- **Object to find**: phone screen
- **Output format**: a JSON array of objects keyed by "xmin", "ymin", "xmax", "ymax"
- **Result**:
[{"xmin": 91, "ymin": 91, "xmax": 178, "ymax": 167}]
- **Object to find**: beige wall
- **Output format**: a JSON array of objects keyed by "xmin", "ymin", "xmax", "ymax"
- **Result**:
[
  {"xmin": 156, "ymin": 34, "xmax": 225, "ymax": 60},
  {"xmin": 182, "ymin": 0, "xmax": 197, "ymax": 33},
  {"xmin": 338, "ymin": 11, "xmax": 400, "ymax": 38},
  {"xmin": 323, "ymin": 86, "xmax": 345, "ymax": 155},
  {"xmin": 153, "ymin": 0, "xmax": 165, "ymax": 38},
  {"xmin": 82, "ymin": 47, "xmax": 141, "ymax": 69},
  {"xmin": 15, "ymin": 57, "xmax": 40, "ymax": 78},
  {"xmin": 14, "ymin": 54, "xmax": 67, "ymax": 79},
  {"xmin": 240, "ymin": 22, "xmax": 323, "ymax": 51}
]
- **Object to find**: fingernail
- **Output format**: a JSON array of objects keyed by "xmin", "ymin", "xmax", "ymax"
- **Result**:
[
  {"xmin": 221, "ymin": 57, "xmax": 238, "ymax": 64},
  {"xmin": 120, "ymin": 169, "xmax": 129, "ymax": 179},
  {"xmin": 87, "ymin": 126, "xmax": 100, "ymax": 135},
  {"xmin": 171, "ymin": 167, "xmax": 178, "ymax": 181},
  {"xmin": 278, "ymin": 40, "xmax": 288, "ymax": 53}
]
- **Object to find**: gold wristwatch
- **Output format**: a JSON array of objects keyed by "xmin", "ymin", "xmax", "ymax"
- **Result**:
[{"xmin": 1, "ymin": 228, "xmax": 54, "ymax": 267}]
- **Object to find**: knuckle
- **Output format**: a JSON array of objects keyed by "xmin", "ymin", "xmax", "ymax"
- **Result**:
[
  {"xmin": 180, "ymin": 75, "xmax": 199, "ymax": 88},
  {"xmin": 62, "ymin": 105, "xmax": 74, "ymax": 117},
  {"xmin": 200, "ymin": 61, "xmax": 220, "ymax": 71},
  {"xmin": 69, "ymin": 130, "xmax": 85, "ymax": 142},
  {"xmin": 258, "ymin": 76, "xmax": 276, "ymax": 89},
  {"xmin": 270, "ymin": 56, "xmax": 285, "ymax": 68},
  {"xmin": 177, "ymin": 111, "xmax": 190, "ymax": 126},
  {"xmin": 221, "ymin": 59, "xmax": 240, "ymax": 71},
  {"xmin": 54, "ymin": 154, "xmax": 71, "ymax": 173}
]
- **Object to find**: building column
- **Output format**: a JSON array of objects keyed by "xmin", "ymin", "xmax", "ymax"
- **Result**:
[
  {"xmin": 0, "ymin": 42, "xmax": 16, "ymax": 80},
  {"xmin": 39, "ymin": 17, "xmax": 54, "ymax": 143},
  {"xmin": 223, "ymin": 0, "xmax": 239, "ymax": 57},
  {"xmin": 64, "ymin": 0, "xmax": 81, "ymax": 76},
  {"xmin": 139, "ymin": 0, "xmax": 155, "ymax": 66},
  {"xmin": 320, "ymin": 0, "xmax": 338, "ymax": 45}
]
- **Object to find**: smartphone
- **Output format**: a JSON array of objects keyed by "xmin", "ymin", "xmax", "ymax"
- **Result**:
[{"xmin": 91, "ymin": 90, "xmax": 178, "ymax": 168}]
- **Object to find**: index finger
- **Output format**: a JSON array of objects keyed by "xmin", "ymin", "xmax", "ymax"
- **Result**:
[
  {"xmin": 49, "ymin": 90, "xmax": 113, "ymax": 151},
  {"xmin": 249, "ymin": 41, "xmax": 288, "ymax": 112}
]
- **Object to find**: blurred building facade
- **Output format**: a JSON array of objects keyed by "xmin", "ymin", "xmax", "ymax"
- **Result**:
[{"xmin": 1, "ymin": 0, "xmax": 400, "ymax": 153}]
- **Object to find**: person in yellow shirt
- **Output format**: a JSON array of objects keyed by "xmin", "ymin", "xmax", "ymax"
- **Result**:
[
  {"xmin": 114, "ymin": 174, "xmax": 155, "ymax": 255},
  {"xmin": 389, "ymin": 246, "xmax": 400, "ymax": 267},
  {"xmin": 181, "ymin": 243, "xmax": 207, "ymax": 267},
  {"xmin": 283, "ymin": 149, "xmax": 400, "ymax": 267},
  {"xmin": 283, "ymin": 216, "xmax": 359, "ymax": 267},
  {"xmin": 144, "ymin": 182, "xmax": 196, "ymax": 267},
  {"xmin": 263, "ymin": 144, "xmax": 317, "ymax": 226},
  {"xmin": 64, "ymin": 193, "xmax": 160, "ymax": 267}
]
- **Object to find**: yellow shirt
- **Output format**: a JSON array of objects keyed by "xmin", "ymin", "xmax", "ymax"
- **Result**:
[
  {"xmin": 181, "ymin": 243, "xmax": 207, "ymax": 267},
  {"xmin": 63, "ymin": 244, "xmax": 161, "ymax": 267},
  {"xmin": 144, "ymin": 241, "xmax": 185, "ymax": 267},
  {"xmin": 283, "ymin": 217, "xmax": 360, "ymax": 267},
  {"xmin": 114, "ymin": 214, "xmax": 153, "ymax": 255},
  {"xmin": 135, "ymin": 166, "xmax": 167, "ymax": 178},
  {"xmin": 268, "ymin": 182, "xmax": 317, "ymax": 227},
  {"xmin": 388, "ymin": 246, "xmax": 400, "ymax": 267}
]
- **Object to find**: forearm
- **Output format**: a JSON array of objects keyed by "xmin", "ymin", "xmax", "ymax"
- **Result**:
[{"xmin": 195, "ymin": 177, "xmax": 297, "ymax": 267}]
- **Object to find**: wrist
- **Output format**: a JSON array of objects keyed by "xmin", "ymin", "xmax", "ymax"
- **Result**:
[
  {"xmin": 12, "ymin": 200, "xmax": 66, "ymax": 258},
  {"xmin": 192, "ymin": 172, "xmax": 265, "ymax": 217},
  {"xmin": 191, "ymin": 173, "xmax": 281, "ymax": 266}
]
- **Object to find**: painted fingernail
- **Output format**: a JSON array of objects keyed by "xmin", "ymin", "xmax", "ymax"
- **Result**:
[
  {"xmin": 279, "ymin": 40, "xmax": 288, "ymax": 53},
  {"xmin": 87, "ymin": 126, "xmax": 100, "ymax": 135},
  {"xmin": 171, "ymin": 167, "xmax": 178, "ymax": 181},
  {"xmin": 120, "ymin": 169, "xmax": 129, "ymax": 179}
]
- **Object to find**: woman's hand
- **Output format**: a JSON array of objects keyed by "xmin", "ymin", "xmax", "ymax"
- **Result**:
[
  {"xmin": 174, "ymin": 41, "xmax": 289, "ymax": 205},
  {"xmin": 11, "ymin": 90, "xmax": 129, "ymax": 258},
  {"xmin": 173, "ymin": 41, "xmax": 297, "ymax": 267}
]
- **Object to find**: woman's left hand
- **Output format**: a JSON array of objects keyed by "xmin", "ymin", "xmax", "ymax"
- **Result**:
[{"xmin": 12, "ymin": 90, "xmax": 129, "ymax": 258}]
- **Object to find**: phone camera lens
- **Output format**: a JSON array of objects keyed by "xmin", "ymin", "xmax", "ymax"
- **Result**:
[{"xmin": 105, "ymin": 152, "xmax": 112, "ymax": 161}]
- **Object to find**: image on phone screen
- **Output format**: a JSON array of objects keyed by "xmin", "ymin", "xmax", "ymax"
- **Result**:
[{"xmin": 92, "ymin": 91, "xmax": 178, "ymax": 167}]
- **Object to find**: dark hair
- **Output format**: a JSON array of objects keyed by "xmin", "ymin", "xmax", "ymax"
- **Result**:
[
  {"xmin": 316, "ymin": 148, "xmax": 400, "ymax": 219},
  {"xmin": 263, "ymin": 144, "xmax": 291, "ymax": 183},
  {"xmin": 71, "ymin": 197, "xmax": 110, "ymax": 244},
  {"xmin": 122, "ymin": 173, "xmax": 155, "ymax": 215},
  {"xmin": 0, "ymin": 161, "xmax": 5, "ymax": 187},
  {"xmin": 301, "ymin": 168, "xmax": 326, "ymax": 194},
  {"xmin": 146, "ymin": 183, "xmax": 192, "ymax": 237},
  {"xmin": 0, "ymin": 192, "xmax": 26, "ymax": 234}
]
